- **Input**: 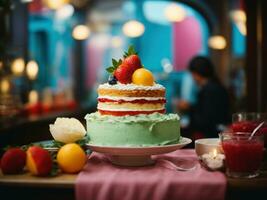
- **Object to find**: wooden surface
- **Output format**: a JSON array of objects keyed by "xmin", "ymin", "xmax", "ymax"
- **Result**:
[
  {"xmin": 0, "ymin": 171, "xmax": 76, "ymax": 188},
  {"xmin": 0, "ymin": 172, "xmax": 76, "ymax": 200}
]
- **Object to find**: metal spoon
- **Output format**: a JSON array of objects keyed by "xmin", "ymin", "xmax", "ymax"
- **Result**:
[
  {"xmin": 249, "ymin": 121, "xmax": 265, "ymax": 140},
  {"xmin": 157, "ymin": 159, "xmax": 198, "ymax": 171}
]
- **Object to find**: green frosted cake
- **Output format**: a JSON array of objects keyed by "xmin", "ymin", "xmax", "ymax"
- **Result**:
[
  {"xmin": 85, "ymin": 112, "xmax": 180, "ymax": 146},
  {"xmin": 85, "ymin": 46, "xmax": 180, "ymax": 147}
]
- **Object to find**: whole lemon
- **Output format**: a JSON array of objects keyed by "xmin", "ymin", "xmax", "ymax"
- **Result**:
[
  {"xmin": 132, "ymin": 68, "xmax": 154, "ymax": 86},
  {"xmin": 57, "ymin": 143, "xmax": 87, "ymax": 173}
]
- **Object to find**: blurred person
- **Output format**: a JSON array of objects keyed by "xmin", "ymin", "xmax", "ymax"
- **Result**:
[
  {"xmin": 177, "ymin": 56, "xmax": 231, "ymax": 138},
  {"xmin": 172, "ymin": 71, "xmax": 197, "ymax": 128}
]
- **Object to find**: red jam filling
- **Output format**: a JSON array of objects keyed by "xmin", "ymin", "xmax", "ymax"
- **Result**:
[
  {"xmin": 98, "ymin": 98, "xmax": 166, "ymax": 104},
  {"xmin": 98, "ymin": 109, "xmax": 166, "ymax": 116}
]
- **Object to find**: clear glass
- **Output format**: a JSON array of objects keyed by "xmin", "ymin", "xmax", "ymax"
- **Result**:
[
  {"xmin": 232, "ymin": 112, "xmax": 267, "ymax": 146},
  {"xmin": 220, "ymin": 132, "xmax": 264, "ymax": 178}
]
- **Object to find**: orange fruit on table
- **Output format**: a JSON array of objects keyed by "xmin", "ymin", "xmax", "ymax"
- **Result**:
[
  {"xmin": 57, "ymin": 143, "xmax": 87, "ymax": 173},
  {"xmin": 132, "ymin": 68, "xmax": 154, "ymax": 86}
]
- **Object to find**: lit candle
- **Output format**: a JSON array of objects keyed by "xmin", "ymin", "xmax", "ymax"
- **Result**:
[
  {"xmin": 201, "ymin": 149, "xmax": 225, "ymax": 170},
  {"xmin": 212, "ymin": 149, "xmax": 217, "ymax": 159}
]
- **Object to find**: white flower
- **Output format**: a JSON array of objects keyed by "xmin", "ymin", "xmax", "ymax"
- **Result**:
[{"xmin": 49, "ymin": 117, "xmax": 86, "ymax": 143}]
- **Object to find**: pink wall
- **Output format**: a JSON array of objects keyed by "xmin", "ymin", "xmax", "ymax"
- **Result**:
[
  {"xmin": 173, "ymin": 16, "xmax": 202, "ymax": 71},
  {"xmin": 86, "ymin": 41, "xmax": 105, "ymax": 88}
]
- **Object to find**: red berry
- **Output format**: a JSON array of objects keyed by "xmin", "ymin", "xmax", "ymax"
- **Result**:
[
  {"xmin": 123, "ymin": 55, "xmax": 141, "ymax": 71},
  {"xmin": 114, "ymin": 64, "xmax": 134, "ymax": 84},
  {"xmin": 1, "ymin": 148, "xmax": 26, "ymax": 174}
]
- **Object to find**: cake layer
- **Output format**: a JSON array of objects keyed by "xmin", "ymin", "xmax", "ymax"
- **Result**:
[
  {"xmin": 97, "ymin": 83, "xmax": 166, "ymax": 116},
  {"xmin": 98, "ymin": 102, "xmax": 164, "ymax": 111},
  {"xmin": 85, "ymin": 112, "xmax": 180, "ymax": 146},
  {"xmin": 98, "ymin": 98, "xmax": 166, "ymax": 104},
  {"xmin": 98, "ymin": 109, "xmax": 165, "ymax": 116},
  {"xmin": 98, "ymin": 96, "xmax": 165, "ymax": 101},
  {"xmin": 98, "ymin": 88, "xmax": 165, "ymax": 97},
  {"xmin": 98, "ymin": 83, "xmax": 165, "ymax": 97}
]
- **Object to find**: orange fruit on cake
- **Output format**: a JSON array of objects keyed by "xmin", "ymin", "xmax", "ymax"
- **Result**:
[{"xmin": 132, "ymin": 68, "xmax": 154, "ymax": 86}]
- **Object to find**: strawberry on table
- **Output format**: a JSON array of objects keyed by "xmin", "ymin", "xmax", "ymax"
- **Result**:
[{"xmin": 1, "ymin": 148, "xmax": 26, "ymax": 174}]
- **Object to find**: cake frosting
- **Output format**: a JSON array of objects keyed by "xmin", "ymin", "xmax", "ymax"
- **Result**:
[
  {"xmin": 98, "ymin": 83, "xmax": 165, "ymax": 90},
  {"xmin": 86, "ymin": 112, "xmax": 180, "ymax": 146},
  {"xmin": 85, "ymin": 45, "xmax": 180, "ymax": 147}
]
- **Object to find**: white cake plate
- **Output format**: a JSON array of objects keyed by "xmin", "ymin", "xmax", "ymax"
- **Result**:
[{"xmin": 85, "ymin": 137, "xmax": 192, "ymax": 167}]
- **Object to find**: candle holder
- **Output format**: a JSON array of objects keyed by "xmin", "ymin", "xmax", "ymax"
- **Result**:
[
  {"xmin": 195, "ymin": 138, "xmax": 225, "ymax": 171},
  {"xmin": 200, "ymin": 149, "xmax": 225, "ymax": 171}
]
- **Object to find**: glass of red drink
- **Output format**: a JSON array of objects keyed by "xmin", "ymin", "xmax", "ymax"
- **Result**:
[
  {"xmin": 232, "ymin": 113, "xmax": 267, "ymax": 146},
  {"xmin": 220, "ymin": 132, "xmax": 264, "ymax": 178}
]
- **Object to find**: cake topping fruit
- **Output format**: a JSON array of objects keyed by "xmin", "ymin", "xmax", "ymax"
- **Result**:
[
  {"xmin": 106, "ymin": 58, "xmax": 122, "ymax": 75},
  {"xmin": 0, "ymin": 148, "xmax": 26, "ymax": 174},
  {"xmin": 108, "ymin": 75, "xmax": 117, "ymax": 85},
  {"xmin": 26, "ymin": 146, "xmax": 53, "ymax": 176},
  {"xmin": 106, "ymin": 58, "xmax": 132, "ymax": 84},
  {"xmin": 123, "ymin": 45, "xmax": 142, "ymax": 71},
  {"xmin": 132, "ymin": 68, "xmax": 154, "ymax": 86},
  {"xmin": 114, "ymin": 63, "xmax": 134, "ymax": 84},
  {"xmin": 106, "ymin": 45, "xmax": 145, "ymax": 84},
  {"xmin": 57, "ymin": 143, "xmax": 87, "ymax": 173}
]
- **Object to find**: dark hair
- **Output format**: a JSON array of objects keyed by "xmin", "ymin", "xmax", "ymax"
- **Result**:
[{"xmin": 188, "ymin": 56, "xmax": 215, "ymax": 79}]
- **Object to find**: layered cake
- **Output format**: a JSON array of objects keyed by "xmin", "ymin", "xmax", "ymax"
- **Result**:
[
  {"xmin": 85, "ymin": 46, "xmax": 180, "ymax": 146},
  {"xmin": 97, "ymin": 83, "xmax": 166, "ymax": 116}
]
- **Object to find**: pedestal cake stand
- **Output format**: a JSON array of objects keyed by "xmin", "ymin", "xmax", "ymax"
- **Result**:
[{"xmin": 86, "ymin": 137, "xmax": 192, "ymax": 167}]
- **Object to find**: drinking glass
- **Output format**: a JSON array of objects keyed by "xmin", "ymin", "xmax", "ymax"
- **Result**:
[
  {"xmin": 232, "ymin": 112, "xmax": 267, "ymax": 145},
  {"xmin": 220, "ymin": 132, "xmax": 264, "ymax": 178}
]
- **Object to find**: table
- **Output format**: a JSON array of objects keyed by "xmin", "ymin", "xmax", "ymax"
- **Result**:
[
  {"xmin": 1, "ymin": 153, "xmax": 267, "ymax": 200},
  {"xmin": 0, "ymin": 172, "xmax": 76, "ymax": 200}
]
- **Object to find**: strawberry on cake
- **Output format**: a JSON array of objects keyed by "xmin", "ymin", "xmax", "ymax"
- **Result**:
[{"xmin": 85, "ymin": 46, "xmax": 180, "ymax": 146}]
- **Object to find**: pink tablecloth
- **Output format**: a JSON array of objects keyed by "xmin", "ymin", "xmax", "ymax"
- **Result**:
[{"xmin": 75, "ymin": 149, "xmax": 226, "ymax": 200}]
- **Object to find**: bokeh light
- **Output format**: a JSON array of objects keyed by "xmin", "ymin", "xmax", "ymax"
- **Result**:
[
  {"xmin": 164, "ymin": 3, "xmax": 186, "ymax": 22},
  {"xmin": 208, "ymin": 35, "xmax": 227, "ymax": 50},
  {"xmin": 0, "ymin": 79, "xmax": 10, "ymax": 94},
  {"xmin": 43, "ymin": 0, "xmax": 70, "ymax": 10},
  {"xmin": 72, "ymin": 25, "xmax": 91, "ymax": 40},
  {"xmin": 55, "ymin": 4, "xmax": 74, "ymax": 20},
  {"xmin": 122, "ymin": 20, "xmax": 145, "ymax": 38},
  {"xmin": 26, "ymin": 60, "xmax": 39, "ymax": 80},
  {"xmin": 11, "ymin": 58, "xmax": 25, "ymax": 76}
]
